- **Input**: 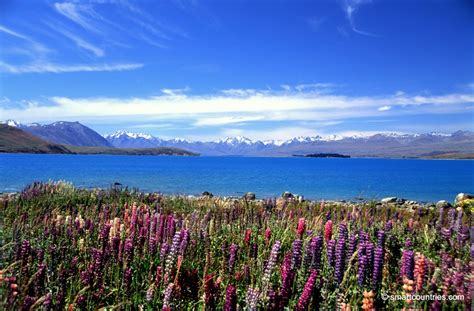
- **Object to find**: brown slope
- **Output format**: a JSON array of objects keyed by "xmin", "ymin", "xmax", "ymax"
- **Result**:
[{"xmin": 0, "ymin": 124, "xmax": 72, "ymax": 154}]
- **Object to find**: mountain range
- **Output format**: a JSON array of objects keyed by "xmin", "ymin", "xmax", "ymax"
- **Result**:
[
  {"xmin": 5, "ymin": 120, "xmax": 112, "ymax": 147},
  {"xmin": 2, "ymin": 120, "xmax": 474, "ymax": 158},
  {"xmin": 103, "ymin": 130, "xmax": 474, "ymax": 158}
]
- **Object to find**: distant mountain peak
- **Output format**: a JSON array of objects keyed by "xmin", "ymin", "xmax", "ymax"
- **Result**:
[
  {"xmin": 105, "ymin": 130, "xmax": 154, "ymax": 140},
  {"xmin": 0, "ymin": 119, "xmax": 22, "ymax": 127},
  {"xmin": 216, "ymin": 136, "xmax": 253, "ymax": 145}
]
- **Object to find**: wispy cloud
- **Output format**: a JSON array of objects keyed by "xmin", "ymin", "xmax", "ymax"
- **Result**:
[
  {"xmin": 343, "ymin": 0, "xmax": 379, "ymax": 37},
  {"xmin": 54, "ymin": 2, "xmax": 102, "ymax": 34},
  {"xmin": 193, "ymin": 116, "xmax": 264, "ymax": 127},
  {"xmin": 54, "ymin": 27, "xmax": 105, "ymax": 57},
  {"xmin": 0, "ymin": 24, "xmax": 50, "ymax": 56},
  {"xmin": 0, "ymin": 62, "xmax": 143, "ymax": 74}
]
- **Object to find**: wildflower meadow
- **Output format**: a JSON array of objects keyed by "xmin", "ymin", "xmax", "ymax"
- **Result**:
[{"xmin": 0, "ymin": 181, "xmax": 472, "ymax": 310}]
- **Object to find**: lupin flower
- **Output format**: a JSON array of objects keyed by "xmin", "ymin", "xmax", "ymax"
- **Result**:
[
  {"xmin": 335, "ymin": 238, "xmax": 346, "ymax": 283},
  {"xmin": 123, "ymin": 238, "xmax": 134, "ymax": 265},
  {"xmin": 204, "ymin": 274, "xmax": 219, "ymax": 309},
  {"xmin": 20, "ymin": 240, "xmax": 30, "ymax": 263},
  {"xmin": 160, "ymin": 243, "xmax": 169, "ymax": 261},
  {"xmin": 251, "ymin": 243, "xmax": 258, "ymax": 260},
  {"xmin": 347, "ymin": 234, "xmax": 357, "ymax": 262},
  {"xmin": 338, "ymin": 223, "xmax": 348, "ymax": 241},
  {"xmin": 357, "ymin": 244, "xmax": 368, "ymax": 286},
  {"xmin": 327, "ymin": 239, "xmax": 336, "ymax": 267},
  {"xmin": 164, "ymin": 231, "xmax": 182, "ymax": 282},
  {"xmin": 244, "ymin": 229, "xmax": 252, "ymax": 244},
  {"xmin": 179, "ymin": 229, "xmax": 189, "ymax": 255},
  {"xmin": 21, "ymin": 295, "xmax": 35, "ymax": 310},
  {"xmin": 43, "ymin": 292, "xmax": 52, "ymax": 309},
  {"xmin": 400, "ymin": 249, "xmax": 414, "ymax": 280},
  {"xmin": 262, "ymin": 240, "xmax": 281, "ymax": 290},
  {"xmin": 438, "ymin": 207, "xmax": 445, "ymax": 227},
  {"xmin": 148, "ymin": 236, "xmax": 157, "ymax": 255},
  {"xmin": 167, "ymin": 215, "xmax": 176, "ymax": 240},
  {"xmin": 324, "ymin": 220, "xmax": 333, "ymax": 242},
  {"xmin": 224, "ymin": 284, "xmax": 237, "ymax": 311},
  {"xmin": 457, "ymin": 226, "xmax": 470, "ymax": 244},
  {"xmin": 123, "ymin": 267, "xmax": 132, "ymax": 295},
  {"xmin": 265, "ymin": 227, "xmax": 272, "ymax": 243},
  {"xmin": 146, "ymin": 285, "xmax": 155, "ymax": 302},
  {"xmin": 448, "ymin": 209, "xmax": 456, "ymax": 229},
  {"xmin": 376, "ymin": 230, "xmax": 385, "ymax": 247},
  {"xmin": 280, "ymin": 253, "xmax": 296, "ymax": 307},
  {"xmin": 441, "ymin": 227, "xmax": 451, "ymax": 241},
  {"xmin": 364, "ymin": 242, "xmax": 374, "ymax": 275},
  {"xmin": 99, "ymin": 224, "xmax": 111, "ymax": 250},
  {"xmin": 80, "ymin": 270, "xmax": 91, "ymax": 286},
  {"xmin": 414, "ymin": 253, "xmax": 426, "ymax": 292},
  {"xmin": 155, "ymin": 266, "xmax": 162, "ymax": 287},
  {"xmin": 291, "ymin": 239, "xmax": 303, "ymax": 269},
  {"xmin": 162, "ymin": 283, "xmax": 174, "ymax": 310},
  {"xmin": 372, "ymin": 246, "xmax": 384, "ymax": 290},
  {"xmin": 361, "ymin": 290, "xmax": 374, "ymax": 310},
  {"xmin": 245, "ymin": 287, "xmax": 260, "ymax": 311},
  {"xmin": 297, "ymin": 218, "xmax": 306, "ymax": 238},
  {"xmin": 303, "ymin": 237, "xmax": 315, "ymax": 269},
  {"xmin": 454, "ymin": 209, "xmax": 463, "ymax": 234},
  {"xmin": 228, "ymin": 243, "xmax": 238, "ymax": 273},
  {"xmin": 295, "ymin": 270, "xmax": 318, "ymax": 311}
]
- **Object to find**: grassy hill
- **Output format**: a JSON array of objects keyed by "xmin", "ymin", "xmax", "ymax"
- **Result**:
[
  {"xmin": 0, "ymin": 125, "xmax": 198, "ymax": 156},
  {"xmin": 0, "ymin": 124, "xmax": 73, "ymax": 154}
]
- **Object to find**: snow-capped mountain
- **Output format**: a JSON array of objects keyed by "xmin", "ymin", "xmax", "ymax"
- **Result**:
[
  {"xmin": 103, "ymin": 129, "xmax": 474, "ymax": 157},
  {"xmin": 0, "ymin": 119, "xmax": 22, "ymax": 127},
  {"xmin": 103, "ymin": 130, "xmax": 163, "ymax": 148},
  {"xmin": 1, "ymin": 120, "xmax": 112, "ymax": 147}
]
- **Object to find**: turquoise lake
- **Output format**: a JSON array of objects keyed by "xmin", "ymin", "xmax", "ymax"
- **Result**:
[{"xmin": 0, "ymin": 154, "xmax": 472, "ymax": 202}]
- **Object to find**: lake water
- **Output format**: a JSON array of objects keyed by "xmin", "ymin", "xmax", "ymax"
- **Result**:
[{"xmin": 0, "ymin": 154, "xmax": 472, "ymax": 202}]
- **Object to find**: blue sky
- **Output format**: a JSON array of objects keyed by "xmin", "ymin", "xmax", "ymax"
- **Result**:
[{"xmin": 0, "ymin": 0, "xmax": 473, "ymax": 140}]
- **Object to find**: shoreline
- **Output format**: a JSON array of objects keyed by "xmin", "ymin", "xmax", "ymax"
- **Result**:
[
  {"xmin": 0, "ymin": 152, "xmax": 473, "ymax": 160},
  {"xmin": 0, "ymin": 186, "xmax": 462, "ymax": 208}
]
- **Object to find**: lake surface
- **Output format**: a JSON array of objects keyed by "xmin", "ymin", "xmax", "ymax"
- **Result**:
[{"xmin": 0, "ymin": 154, "xmax": 472, "ymax": 202}]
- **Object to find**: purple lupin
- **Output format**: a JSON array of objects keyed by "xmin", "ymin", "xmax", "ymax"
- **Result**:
[
  {"xmin": 327, "ymin": 239, "xmax": 336, "ymax": 267},
  {"xmin": 334, "ymin": 238, "xmax": 346, "ymax": 283}
]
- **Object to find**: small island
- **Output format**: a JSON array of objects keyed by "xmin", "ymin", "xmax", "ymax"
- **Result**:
[{"xmin": 293, "ymin": 153, "xmax": 351, "ymax": 158}]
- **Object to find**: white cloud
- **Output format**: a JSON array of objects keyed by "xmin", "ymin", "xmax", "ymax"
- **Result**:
[
  {"xmin": 378, "ymin": 105, "xmax": 391, "ymax": 111},
  {"xmin": 343, "ymin": 0, "xmax": 379, "ymax": 37},
  {"xmin": 0, "ymin": 62, "xmax": 143, "ymax": 74},
  {"xmin": 193, "ymin": 116, "xmax": 264, "ymax": 126},
  {"xmin": 1, "ymin": 87, "xmax": 473, "ymax": 126}
]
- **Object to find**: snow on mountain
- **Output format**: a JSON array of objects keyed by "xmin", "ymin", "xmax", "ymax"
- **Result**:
[
  {"xmin": 215, "ymin": 136, "xmax": 254, "ymax": 145},
  {"xmin": 0, "ymin": 120, "xmax": 112, "ymax": 147},
  {"xmin": 104, "ymin": 130, "xmax": 154, "ymax": 140},
  {"xmin": 0, "ymin": 119, "xmax": 22, "ymax": 127}
]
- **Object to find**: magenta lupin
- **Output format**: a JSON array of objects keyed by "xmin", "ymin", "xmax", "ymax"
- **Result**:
[
  {"xmin": 224, "ymin": 284, "xmax": 237, "ymax": 311},
  {"xmin": 295, "ymin": 270, "xmax": 318, "ymax": 310}
]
